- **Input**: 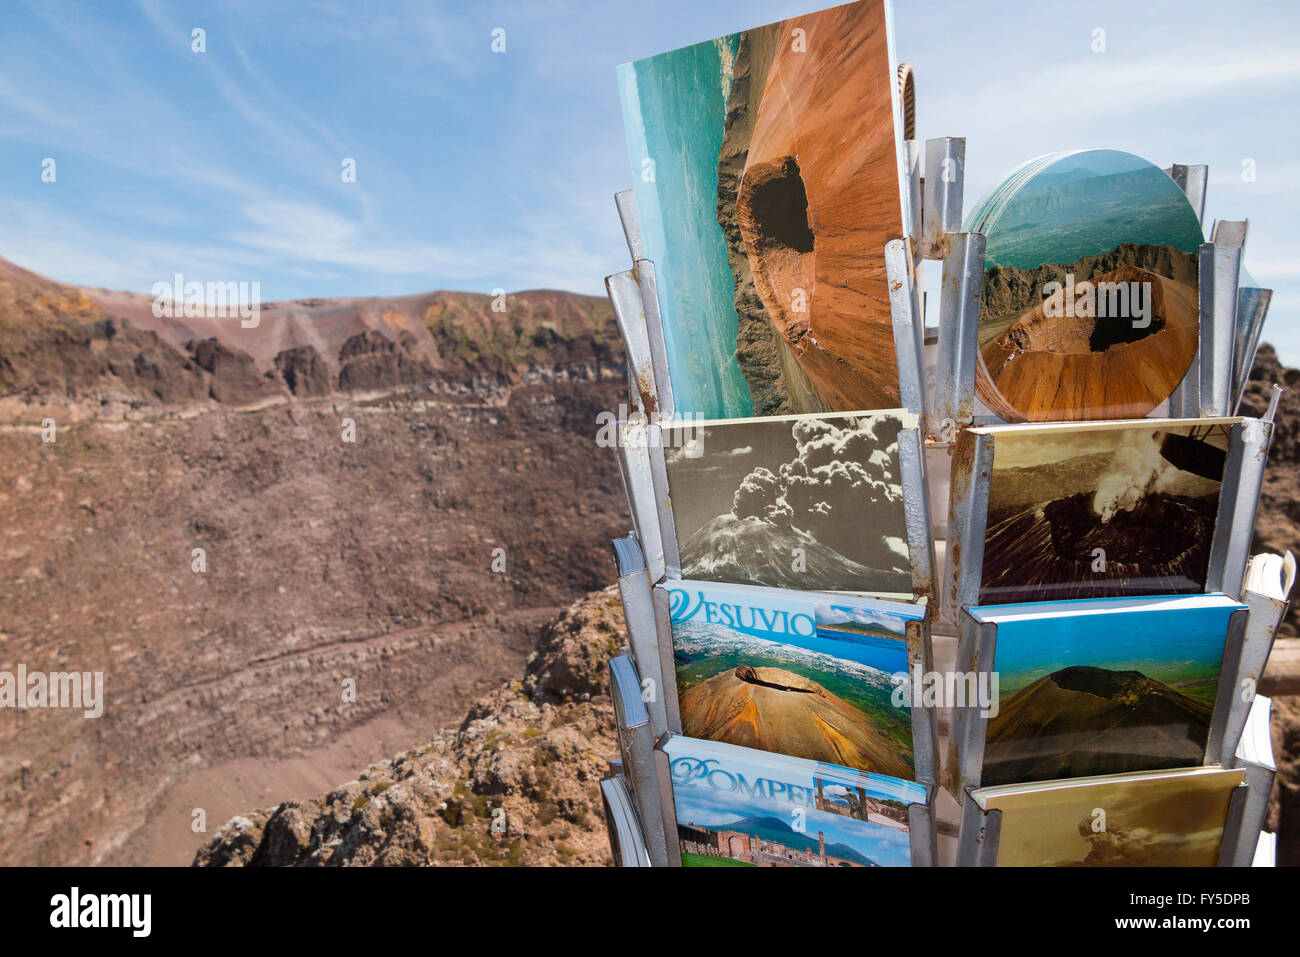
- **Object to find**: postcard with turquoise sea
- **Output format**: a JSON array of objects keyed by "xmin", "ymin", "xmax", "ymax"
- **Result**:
[{"xmin": 617, "ymin": 0, "xmax": 907, "ymax": 419}]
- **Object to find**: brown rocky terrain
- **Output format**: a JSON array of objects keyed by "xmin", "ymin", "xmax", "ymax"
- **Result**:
[
  {"xmin": 979, "ymin": 241, "xmax": 1199, "ymax": 319},
  {"xmin": 1243, "ymin": 343, "xmax": 1300, "ymax": 639},
  {"xmin": 192, "ymin": 587, "xmax": 623, "ymax": 866},
  {"xmin": 0, "ymin": 258, "xmax": 629, "ymax": 865}
]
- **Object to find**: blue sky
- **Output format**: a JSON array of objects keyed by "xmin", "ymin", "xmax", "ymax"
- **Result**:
[
  {"xmin": 2, "ymin": 0, "xmax": 1298, "ymax": 363},
  {"xmin": 989, "ymin": 604, "xmax": 1234, "ymax": 700}
]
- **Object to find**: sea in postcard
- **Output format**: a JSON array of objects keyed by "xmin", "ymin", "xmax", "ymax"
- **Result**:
[{"xmin": 618, "ymin": 36, "xmax": 752, "ymax": 420}]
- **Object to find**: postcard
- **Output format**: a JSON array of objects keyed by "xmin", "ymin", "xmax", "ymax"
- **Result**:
[
  {"xmin": 973, "ymin": 766, "xmax": 1244, "ymax": 866},
  {"xmin": 618, "ymin": 0, "xmax": 906, "ymax": 418},
  {"xmin": 969, "ymin": 594, "xmax": 1244, "ymax": 786},
  {"xmin": 976, "ymin": 418, "xmax": 1235, "ymax": 604},
  {"xmin": 666, "ymin": 580, "xmax": 922, "ymax": 775},
  {"xmin": 662, "ymin": 409, "xmax": 915, "ymax": 596},
  {"xmin": 664, "ymin": 736, "xmax": 925, "ymax": 866},
  {"xmin": 969, "ymin": 149, "xmax": 1205, "ymax": 421}
]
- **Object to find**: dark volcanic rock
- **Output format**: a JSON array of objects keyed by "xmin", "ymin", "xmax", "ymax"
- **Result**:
[
  {"xmin": 336, "ymin": 329, "xmax": 436, "ymax": 393},
  {"xmin": 187, "ymin": 337, "xmax": 283, "ymax": 405},
  {"xmin": 273, "ymin": 344, "xmax": 332, "ymax": 397}
]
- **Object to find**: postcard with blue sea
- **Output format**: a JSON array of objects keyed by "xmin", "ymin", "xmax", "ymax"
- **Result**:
[
  {"xmin": 617, "ymin": 0, "xmax": 906, "ymax": 419},
  {"xmin": 969, "ymin": 593, "xmax": 1245, "ymax": 787},
  {"xmin": 664, "ymin": 736, "xmax": 924, "ymax": 867},
  {"xmin": 665, "ymin": 579, "xmax": 923, "ymax": 777}
]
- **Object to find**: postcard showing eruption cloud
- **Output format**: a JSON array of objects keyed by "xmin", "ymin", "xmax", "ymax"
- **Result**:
[
  {"xmin": 963, "ymin": 594, "xmax": 1246, "ymax": 788},
  {"xmin": 660, "ymin": 409, "xmax": 917, "ymax": 597},
  {"xmin": 664, "ymin": 736, "xmax": 925, "ymax": 866},
  {"xmin": 664, "ymin": 580, "xmax": 923, "ymax": 776},
  {"xmin": 950, "ymin": 417, "xmax": 1242, "ymax": 607},
  {"xmin": 967, "ymin": 149, "xmax": 1205, "ymax": 422},
  {"xmin": 617, "ymin": 0, "xmax": 907, "ymax": 419},
  {"xmin": 971, "ymin": 765, "xmax": 1244, "ymax": 866}
]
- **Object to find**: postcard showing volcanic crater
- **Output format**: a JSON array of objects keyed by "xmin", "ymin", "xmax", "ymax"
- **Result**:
[
  {"xmin": 973, "ymin": 765, "xmax": 1244, "ymax": 867},
  {"xmin": 664, "ymin": 736, "xmax": 925, "ymax": 867},
  {"xmin": 960, "ymin": 417, "xmax": 1240, "ymax": 606},
  {"xmin": 967, "ymin": 594, "xmax": 1244, "ymax": 788},
  {"xmin": 617, "ymin": 0, "xmax": 906, "ymax": 419},
  {"xmin": 665, "ymin": 580, "xmax": 923, "ymax": 777},
  {"xmin": 661, "ymin": 409, "xmax": 916, "ymax": 597},
  {"xmin": 973, "ymin": 149, "xmax": 1205, "ymax": 422}
]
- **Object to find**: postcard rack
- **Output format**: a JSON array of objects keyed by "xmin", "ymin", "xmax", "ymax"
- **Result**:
[
  {"xmin": 599, "ymin": 132, "xmax": 1286, "ymax": 867},
  {"xmin": 601, "ymin": 174, "xmax": 943, "ymax": 866}
]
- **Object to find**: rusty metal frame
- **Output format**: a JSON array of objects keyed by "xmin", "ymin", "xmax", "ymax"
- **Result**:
[
  {"xmin": 1207, "ymin": 417, "xmax": 1272, "ymax": 598},
  {"xmin": 612, "ymin": 536, "xmax": 669, "ymax": 736},
  {"xmin": 957, "ymin": 789, "xmax": 1001, "ymax": 866},
  {"xmin": 608, "ymin": 653, "xmax": 673, "ymax": 866},
  {"xmin": 600, "ymin": 769, "xmax": 651, "ymax": 867},
  {"xmin": 886, "ymin": 240, "xmax": 926, "ymax": 420},
  {"xmin": 615, "ymin": 419, "xmax": 665, "ymax": 583},
  {"xmin": 921, "ymin": 137, "xmax": 965, "ymax": 260},
  {"xmin": 606, "ymin": 268, "xmax": 657, "ymax": 419},
  {"xmin": 933, "ymin": 233, "xmax": 984, "ymax": 438},
  {"xmin": 1219, "ymin": 592, "xmax": 1287, "ymax": 766},
  {"xmin": 649, "ymin": 584, "xmax": 682, "ymax": 735},
  {"xmin": 1216, "ymin": 783, "xmax": 1254, "ymax": 867}
]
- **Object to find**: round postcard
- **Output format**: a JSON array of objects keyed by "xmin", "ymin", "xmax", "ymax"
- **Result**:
[{"xmin": 965, "ymin": 149, "xmax": 1206, "ymax": 422}]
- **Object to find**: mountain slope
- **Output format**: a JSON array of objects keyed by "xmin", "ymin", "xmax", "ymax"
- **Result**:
[
  {"xmin": 193, "ymin": 588, "xmax": 624, "ymax": 866},
  {"xmin": 679, "ymin": 666, "xmax": 911, "ymax": 776},
  {"xmin": 983, "ymin": 665, "xmax": 1211, "ymax": 785},
  {"xmin": 0, "ymin": 257, "xmax": 620, "ymax": 408}
]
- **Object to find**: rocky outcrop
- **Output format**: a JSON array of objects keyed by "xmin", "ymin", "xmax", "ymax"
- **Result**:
[
  {"xmin": 0, "ymin": 269, "xmax": 210, "ymax": 404},
  {"xmin": 336, "ymin": 329, "xmax": 436, "ymax": 393},
  {"xmin": 980, "ymin": 242, "xmax": 1199, "ymax": 319},
  {"xmin": 187, "ymin": 337, "xmax": 283, "ymax": 404},
  {"xmin": 273, "ymin": 345, "xmax": 332, "ymax": 397},
  {"xmin": 0, "ymin": 257, "xmax": 622, "ymax": 408},
  {"xmin": 192, "ymin": 587, "xmax": 624, "ymax": 867}
]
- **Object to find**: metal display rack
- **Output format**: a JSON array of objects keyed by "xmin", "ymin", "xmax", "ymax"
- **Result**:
[{"xmin": 598, "ymin": 131, "xmax": 1284, "ymax": 867}]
